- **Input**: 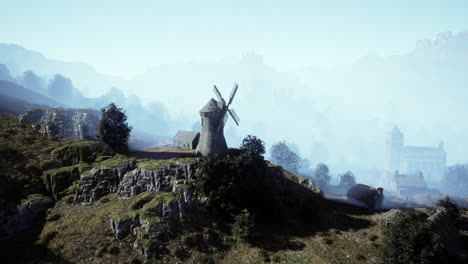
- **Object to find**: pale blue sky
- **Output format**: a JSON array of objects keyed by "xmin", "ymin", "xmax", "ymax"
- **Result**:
[{"xmin": 1, "ymin": 0, "xmax": 467, "ymax": 77}]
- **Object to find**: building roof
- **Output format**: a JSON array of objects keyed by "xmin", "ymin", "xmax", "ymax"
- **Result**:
[
  {"xmin": 174, "ymin": 130, "xmax": 200, "ymax": 143},
  {"xmin": 200, "ymin": 98, "xmax": 224, "ymax": 113},
  {"xmin": 402, "ymin": 146, "xmax": 446, "ymax": 159},
  {"xmin": 394, "ymin": 173, "xmax": 427, "ymax": 189}
]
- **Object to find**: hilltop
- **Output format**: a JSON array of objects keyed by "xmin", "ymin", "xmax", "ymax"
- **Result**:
[{"xmin": 1, "ymin": 113, "xmax": 467, "ymax": 264}]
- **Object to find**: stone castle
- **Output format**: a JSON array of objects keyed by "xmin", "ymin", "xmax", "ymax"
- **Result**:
[{"xmin": 386, "ymin": 126, "xmax": 446, "ymax": 185}]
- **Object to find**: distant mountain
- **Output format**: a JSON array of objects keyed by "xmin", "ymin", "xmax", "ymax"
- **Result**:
[
  {"xmin": 0, "ymin": 64, "xmax": 16, "ymax": 83},
  {"xmin": 0, "ymin": 93, "xmax": 48, "ymax": 115},
  {"xmin": 0, "ymin": 80, "xmax": 64, "ymax": 109},
  {"xmin": 0, "ymin": 44, "xmax": 124, "ymax": 97}
]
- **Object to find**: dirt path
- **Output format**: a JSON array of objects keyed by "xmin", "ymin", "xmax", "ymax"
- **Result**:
[{"xmin": 129, "ymin": 147, "xmax": 197, "ymax": 160}]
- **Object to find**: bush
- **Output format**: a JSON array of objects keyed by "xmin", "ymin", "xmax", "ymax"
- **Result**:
[
  {"xmin": 240, "ymin": 135, "xmax": 265, "ymax": 157},
  {"xmin": 232, "ymin": 209, "xmax": 255, "ymax": 242},
  {"xmin": 98, "ymin": 103, "xmax": 132, "ymax": 153},
  {"xmin": 379, "ymin": 210, "xmax": 447, "ymax": 264},
  {"xmin": 196, "ymin": 148, "xmax": 320, "ymax": 227},
  {"xmin": 196, "ymin": 151, "xmax": 276, "ymax": 220},
  {"xmin": 436, "ymin": 196, "xmax": 460, "ymax": 222}
]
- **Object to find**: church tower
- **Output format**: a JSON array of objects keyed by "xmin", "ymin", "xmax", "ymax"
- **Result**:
[{"xmin": 386, "ymin": 126, "xmax": 403, "ymax": 173}]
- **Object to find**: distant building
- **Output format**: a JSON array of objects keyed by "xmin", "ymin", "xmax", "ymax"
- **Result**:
[
  {"xmin": 386, "ymin": 126, "xmax": 446, "ymax": 185},
  {"xmin": 391, "ymin": 171, "xmax": 428, "ymax": 195},
  {"xmin": 173, "ymin": 131, "xmax": 200, "ymax": 149}
]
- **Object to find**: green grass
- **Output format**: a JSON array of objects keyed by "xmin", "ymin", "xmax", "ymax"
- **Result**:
[
  {"xmin": 94, "ymin": 155, "xmax": 136, "ymax": 168},
  {"xmin": 20, "ymin": 193, "xmax": 51, "ymax": 204},
  {"xmin": 137, "ymin": 158, "xmax": 193, "ymax": 170}
]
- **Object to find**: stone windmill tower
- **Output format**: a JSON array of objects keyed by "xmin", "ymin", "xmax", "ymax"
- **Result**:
[{"xmin": 196, "ymin": 83, "xmax": 240, "ymax": 157}]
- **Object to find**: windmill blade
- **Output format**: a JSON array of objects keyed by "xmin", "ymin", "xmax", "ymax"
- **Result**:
[
  {"xmin": 223, "ymin": 112, "xmax": 228, "ymax": 125},
  {"xmin": 227, "ymin": 83, "xmax": 238, "ymax": 107},
  {"xmin": 227, "ymin": 108, "xmax": 240, "ymax": 126},
  {"xmin": 213, "ymin": 85, "xmax": 226, "ymax": 105}
]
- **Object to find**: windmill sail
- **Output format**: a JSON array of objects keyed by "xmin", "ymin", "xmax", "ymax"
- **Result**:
[
  {"xmin": 227, "ymin": 83, "xmax": 238, "ymax": 107},
  {"xmin": 223, "ymin": 112, "xmax": 228, "ymax": 125},
  {"xmin": 228, "ymin": 108, "xmax": 240, "ymax": 126},
  {"xmin": 213, "ymin": 85, "xmax": 226, "ymax": 105}
]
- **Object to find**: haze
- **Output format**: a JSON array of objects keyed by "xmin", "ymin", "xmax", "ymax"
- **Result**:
[{"xmin": 1, "ymin": 1, "xmax": 468, "ymax": 187}]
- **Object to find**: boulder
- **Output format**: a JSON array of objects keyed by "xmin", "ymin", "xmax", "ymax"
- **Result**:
[{"xmin": 347, "ymin": 184, "xmax": 384, "ymax": 210}]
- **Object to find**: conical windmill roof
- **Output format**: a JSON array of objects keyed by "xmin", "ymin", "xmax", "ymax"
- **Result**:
[{"xmin": 200, "ymin": 98, "xmax": 224, "ymax": 113}]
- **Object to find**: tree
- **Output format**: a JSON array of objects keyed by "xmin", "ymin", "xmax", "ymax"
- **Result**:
[
  {"xmin": 270, "ymin": 141, "xmax": 301, "ymax": 173},
  {"xmin": 98, "ymin": 103, "xmax": 132, "ymax": 153},
  {"xmin": 436, "ymin": 196, "xmax": 460, "ymax": 223},
  {"xmin": 314, "ymin": 163, "xmax": 331, "ymax": 188},
  {"xmin": 380, "ymin": 210, "xmax": 447, "ymax": 264},
  {"xmin": 240, "ymin": 135, "xmax": 265, "ymax": 157},
  {"xmin": 339, "ymin": 171, "xmax": 356, "ymax": 190}
]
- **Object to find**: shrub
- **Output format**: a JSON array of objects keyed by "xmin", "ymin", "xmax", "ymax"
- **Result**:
[
  {"xmin": 232, "ymin": 209, "xmax": 255, "ymax": 242},
  {"xmin": 240, "ymin": 135, "xmax": 265, "ymax": 157},
  {"xmin": 379, "ymin": 210, "xmax": 447, "ymax": 264},
  {"xmin": 195, "ymin": 151, "xmax": 272, "ymax": 220},
  {"xmin": 436, "ymin": 196, "xmax": 460, "ymax": 222},
  {"xmin": 98, "ymin": 103, "xmax": 132, "ymax": 153}
]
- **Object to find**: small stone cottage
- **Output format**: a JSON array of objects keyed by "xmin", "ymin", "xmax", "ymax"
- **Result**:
[{"xmin": 173, "ymin": 131, "xmax": 200, "ymax": 149}]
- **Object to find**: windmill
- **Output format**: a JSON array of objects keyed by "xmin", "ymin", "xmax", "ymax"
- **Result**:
[{"xmin": 196, "ymin": 83, "xmax": 240, "ymax": 157}]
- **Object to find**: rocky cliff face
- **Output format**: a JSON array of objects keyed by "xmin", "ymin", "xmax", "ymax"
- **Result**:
[
  {"xmin": 0, "ymin": 196, "xmax": 53, "ymax": 240},
  {"xmin": 73, "ymin": 159, "xmax": 201, "ymax": 204},
  {"xmin": 118, "ymin": 160, "xmax": 200, "ymax": 198},
  {"xmin": 74, "ymin": 161, "xmax": 137, "ymax": 204},
  {"xmin": 71, "ymin": 158, "xmax": 202, "ymax": 258},
  {"xmin": 19, "ymin": 107, "xmax": 100, "ymax": 140}
]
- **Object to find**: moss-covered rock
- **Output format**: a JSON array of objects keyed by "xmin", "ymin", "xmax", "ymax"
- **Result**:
[
  {"xmin": 42, "ymin": 166, "xmax": 81, "ymax": 200},
  {"xmin": 20, "ymin": 193, "xmax": 51, "ymax": 204},
  {"xmin": 51, "ymin": 141, "xmax": 113, "ymax": 166}
]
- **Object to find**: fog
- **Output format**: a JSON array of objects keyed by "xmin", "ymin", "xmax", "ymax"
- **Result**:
[{"xmin": 1, "ymin": 30, "xmax": 468, "ymax": 191}]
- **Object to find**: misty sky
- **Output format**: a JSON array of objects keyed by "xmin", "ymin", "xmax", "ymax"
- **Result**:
[{"xmin": 2, "ymin": 0, "xmax": 468, "ymax": 77}]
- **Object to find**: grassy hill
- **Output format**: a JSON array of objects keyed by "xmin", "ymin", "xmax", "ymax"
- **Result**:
[{"xmin": 1, "ymin": 113, "xmax": 466, "ymax": 264}]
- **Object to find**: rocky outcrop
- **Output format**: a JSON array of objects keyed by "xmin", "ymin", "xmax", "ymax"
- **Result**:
[
  {"xmin": 74, "ymin": 161, "xmax": 137, "ymax": 203},
  {"xmin": 43, "ymin": 166, "xmax": 81, "ymax": 200},
  {"xmin": 110, "ymin": 190, "xmax": 195, "ymax": 239},
  {"xmin": 118, "ymin": 159, "xmax": 201, "ymax": 198},
  {"xmin": 0, "ymin": 196, "xmax": 53, "ymax": 240},
  {"xmin": 51, "ymin": 141, "xmax": 113, "ymax": 166},
  {"xmin": 19, "ymin": 107, "xmax": 100, "ymax": 140}
]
